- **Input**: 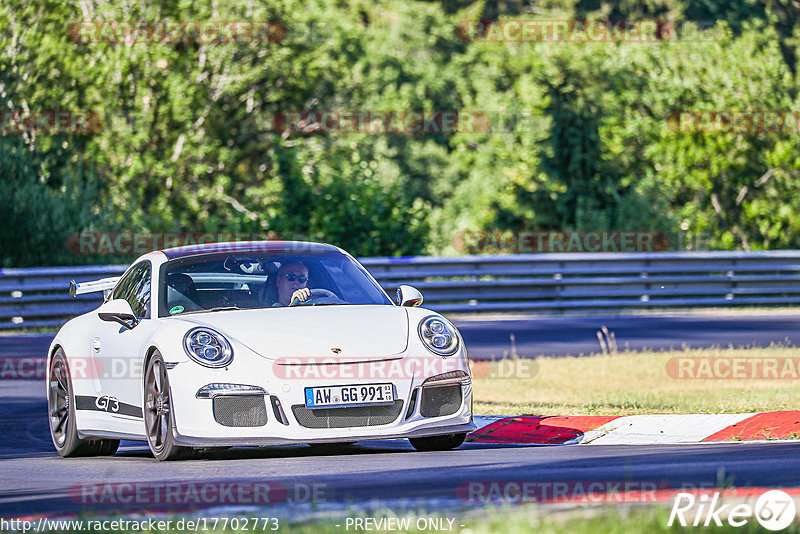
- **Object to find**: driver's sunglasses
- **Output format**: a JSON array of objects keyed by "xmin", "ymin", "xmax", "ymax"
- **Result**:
[{"xmin": 284, "ymin": 273, "xmax": 308, "ymax": 284}]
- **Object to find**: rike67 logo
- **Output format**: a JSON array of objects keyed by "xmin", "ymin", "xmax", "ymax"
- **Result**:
[{"xmin": 669, "ymin": 490, "xmax": 797, "ymax": 531}]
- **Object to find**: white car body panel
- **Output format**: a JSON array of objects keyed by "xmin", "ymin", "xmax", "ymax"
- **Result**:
[
  {"xmin": 47, "ymin": 243, "xmax": 475, "ymax": 448},
  {"xmin": 172, "ymin": 305, "xmax": 410, "ymax": 358}
]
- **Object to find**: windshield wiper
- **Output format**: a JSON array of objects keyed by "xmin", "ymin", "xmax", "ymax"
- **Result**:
[{"xmin": 180, "ymin": 306, "xmax": 245, "ymax": 315}]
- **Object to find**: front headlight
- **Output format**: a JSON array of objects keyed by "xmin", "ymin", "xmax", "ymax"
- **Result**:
[
  {"xmin": 183, "ymin": 327, "xmax": 234, "ymax": 368},
  {"xmin": 418, "ymin": 316, "xmax": 460, "ymax": 357}
]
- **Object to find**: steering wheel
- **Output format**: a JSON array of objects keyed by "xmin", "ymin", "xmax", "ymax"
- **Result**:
[{"xmin": 289, "ymin": 288, "xmax": 345, "ymax": 306}]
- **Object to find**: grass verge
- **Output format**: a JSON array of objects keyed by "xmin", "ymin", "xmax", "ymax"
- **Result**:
[{"xmin": 472, "ymin": 345, "xmax": 800, "ymax": 416}]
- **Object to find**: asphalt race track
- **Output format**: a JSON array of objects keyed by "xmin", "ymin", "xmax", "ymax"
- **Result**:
[
  {"xmin": 2, "ymin": 376, "xmax": 800, "ymax": 519},
  {"xmin": 2, "ymin": 313, "xmax": 800, "ymax": 518}
]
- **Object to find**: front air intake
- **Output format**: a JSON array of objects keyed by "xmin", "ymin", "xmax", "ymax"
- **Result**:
[
  {"xmin": 291, "ymin": 401, "xmax": 404, "ymax": 429},
  {"xmin": 213, "ymin": 395, "xmax": 268, "ymax": 427},
  {"xmin": 420, "ymin": 384, "xmax": 462, "ymax": 418}
]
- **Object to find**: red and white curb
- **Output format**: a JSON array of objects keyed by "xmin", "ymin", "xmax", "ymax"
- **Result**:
[{"xmin": 469, "ymin": 411, "xmax": 800, "ymax": 445}]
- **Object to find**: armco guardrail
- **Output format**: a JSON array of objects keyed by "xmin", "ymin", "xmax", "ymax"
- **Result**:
[
  {"xmin": 2, "ymin": 251, "xmax": 800, "ymax": 330},
  {"xmin": 0, "ymin": 265, "xmax": 127, "ymax": 330}
]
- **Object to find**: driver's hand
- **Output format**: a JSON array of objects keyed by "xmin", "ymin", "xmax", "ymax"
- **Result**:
[{"xmin": 291, "ymin": 288, "xmax": 311, "ymax": 303}]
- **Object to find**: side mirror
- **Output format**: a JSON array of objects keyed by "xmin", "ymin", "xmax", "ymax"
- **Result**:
[
  {"xmin": 98, "ymin": 299, "xmax": 139, "ymax": 330},
  {"xmin": 397, "ymin": 285, "xmax": 423, "ymax": 307}
]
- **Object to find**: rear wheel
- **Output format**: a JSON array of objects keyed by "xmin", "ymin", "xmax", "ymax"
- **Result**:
[
  {"xmin": 48, "ymin": 349, "xmax": 119, "ymax": 457},
  {"xmin": 409, "ymin": 433, "xmax": 466, "ymax": 451},
  {"xmin": 144, "ymin": 351, "xmax": 191, "ymax": 461}
]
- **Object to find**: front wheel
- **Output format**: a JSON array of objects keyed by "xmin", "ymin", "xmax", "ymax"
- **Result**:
[
  {"xmin": 144, "ymin": 351, "xmax": 191, "ymax": 461},
  {"xmin": 409, "ymin": 433, "xmax": 466, "ymax": 451}
]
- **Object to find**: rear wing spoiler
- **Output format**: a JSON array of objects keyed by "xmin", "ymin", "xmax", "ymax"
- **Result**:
[{"xmin": 69, "ymin": 277, "xmax": 120, "ymax": 299}]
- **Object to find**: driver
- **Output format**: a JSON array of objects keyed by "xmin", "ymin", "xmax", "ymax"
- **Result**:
[{"xmin": 274, "ymin": 261, "xmax": 312, "ymax": 306}]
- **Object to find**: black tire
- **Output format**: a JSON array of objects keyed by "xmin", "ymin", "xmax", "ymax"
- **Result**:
[
  {"xmin": 96, "ymin": 439, "xmax": 120, "ymax": 456},
  {"xmin": 409, "ymin": 433, "xmax": 466, "ymax": 452},
  {"xmin": 48, "ymin": 350, "xmax": 118, "ymax": 457},
  {"xmin": 144, "ymin": 351, "xmax": 191, "ymax": 461}
]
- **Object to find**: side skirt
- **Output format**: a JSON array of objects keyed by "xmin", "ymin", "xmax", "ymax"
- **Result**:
[{"xmin": 77, "ymin": 429, "xmax": 147, "ymax": 441}]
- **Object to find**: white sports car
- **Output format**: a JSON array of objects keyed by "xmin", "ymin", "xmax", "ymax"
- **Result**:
[{"xmin": 47, "ymin": 241, "xmax": 474, "ymax": 460}]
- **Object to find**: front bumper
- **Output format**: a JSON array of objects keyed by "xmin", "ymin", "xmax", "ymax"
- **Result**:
[
  {"xmin": 172, "ymin": 422, "xmax": 477, "ymax": 447},
  {"xmin": 166, "ymin": 347, "xmax": 475, "ymax": 447}
]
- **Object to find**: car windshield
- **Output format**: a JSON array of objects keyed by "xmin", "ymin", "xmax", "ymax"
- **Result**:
[{"xmin": 158, "ymin": 249, "xmax": 392, "ymax": 317}]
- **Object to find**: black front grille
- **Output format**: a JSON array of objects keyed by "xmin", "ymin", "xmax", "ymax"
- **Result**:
[
  {"xmin": 420, "ymin": 384, "xmax": 462, "ymax": 417},
  {"xmin": 213, "ymin": 395, "xmax": 268, "ymax": 427},
  {"xmin": 292, "ymin": 401, "xmax": 404, "ymax": 429}
]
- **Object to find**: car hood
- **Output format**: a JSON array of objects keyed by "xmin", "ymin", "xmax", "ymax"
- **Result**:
[{"xmin": 172, "ymin": 305, "xmax": 409, "ymax": 359}]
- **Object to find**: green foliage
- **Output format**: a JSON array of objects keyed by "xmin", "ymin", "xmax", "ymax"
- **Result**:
[
  {"xmin": 0, "ymin": 137, "xmax": 104, "ymax": 267},
  {"xmin": 2, "ymin": 0, "xmax": 800, "ymax": 265}
]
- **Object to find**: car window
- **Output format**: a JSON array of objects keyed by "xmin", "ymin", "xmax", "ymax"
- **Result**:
[
  {"xmin": 112, "ymin": 261, "xmax": 151, "ymax": 318},
  {"xmin": 159, "ymin": 250, "xmax": 391, "ymax": 317}
]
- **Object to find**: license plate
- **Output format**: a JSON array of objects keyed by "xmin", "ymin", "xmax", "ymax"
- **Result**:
[{"xmin": 304, "ymin": 383, "xmax": 394, "ymax": 409}]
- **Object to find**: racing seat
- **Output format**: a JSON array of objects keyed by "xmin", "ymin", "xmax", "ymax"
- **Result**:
[
  {"xmin": 166, "ymin": 273, "xmax": 202, "ymax": 313},
  {"xmin": 258, "ymin": 276, "xmax": 279, "ymax": 307}
]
